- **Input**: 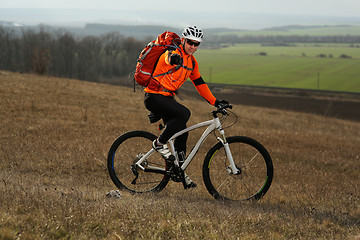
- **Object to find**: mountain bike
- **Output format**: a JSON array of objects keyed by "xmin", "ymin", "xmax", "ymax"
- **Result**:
[{"xmin": 107, "ymin": 104, "xmax": 273, "ymax": 201}]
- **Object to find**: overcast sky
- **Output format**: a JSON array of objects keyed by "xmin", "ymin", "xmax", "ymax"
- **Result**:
[
  {"xmin": 1, "ymin": 0, "xmax": 360, "ymax": 17},
  {"xmin": 1, "ymin": 0, "xmax": 359, "ymax": 29}
]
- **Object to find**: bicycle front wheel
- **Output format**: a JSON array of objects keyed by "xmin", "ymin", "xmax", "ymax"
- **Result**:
[
  {"xmin": 107, "ymin": 131, "xmax": 170, "ymax": 193},
  {"xmin": 203, "ymin": 136, "xmax": 273, "ymax": 201}
]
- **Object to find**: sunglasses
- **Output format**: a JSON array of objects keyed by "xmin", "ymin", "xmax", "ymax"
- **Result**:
[{"xmin": 186, "ymin": 39, "xmax": 200, "ymax": 47}]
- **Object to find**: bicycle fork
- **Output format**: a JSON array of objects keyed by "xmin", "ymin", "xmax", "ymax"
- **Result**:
[{"xmin": 217, "ymin": 129, "xmax": 241, "ymax": 175}]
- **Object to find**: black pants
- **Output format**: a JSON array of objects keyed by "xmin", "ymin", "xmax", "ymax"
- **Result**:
[{"xmin": 144, "ymin": 93, "xmax": 190, "ymax": 154}]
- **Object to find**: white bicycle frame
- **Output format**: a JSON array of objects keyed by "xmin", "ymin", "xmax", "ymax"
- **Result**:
[{"xmin": 135, "ymin": 114, "xmax": 240, "ymax": 175}]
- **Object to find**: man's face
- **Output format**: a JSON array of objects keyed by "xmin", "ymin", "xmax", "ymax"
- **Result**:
[{"xmin": 182, "ymin": 38, "xmax": 200, "ymax": 55}]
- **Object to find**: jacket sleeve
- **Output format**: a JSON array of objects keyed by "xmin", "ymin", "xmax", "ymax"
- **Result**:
[{"xmin": 191, "ymin": 76, "xmax": 217, "ymax": 105}]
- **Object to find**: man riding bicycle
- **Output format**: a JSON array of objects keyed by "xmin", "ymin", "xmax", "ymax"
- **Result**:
[{"xmin": 144, "ymin": 25, "xmax": 228, "ymax": 189}]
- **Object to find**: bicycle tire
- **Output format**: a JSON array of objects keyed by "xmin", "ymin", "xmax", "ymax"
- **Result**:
[
  {"xmin": 203, "ymin": 136, "xmax": 273, "ymax": 201},
  {"xmin": 107, "ymin": 131, "xmax": 170, "ymax": 193}
]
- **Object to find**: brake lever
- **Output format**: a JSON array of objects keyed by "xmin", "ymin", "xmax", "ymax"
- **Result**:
[
  {"xmin": 222, "ymin": 104, "xmax": 233, "ymax": 115},
  {"xmin": 221, "ymin": 108, "xmax": 230, "ymax": 116}
]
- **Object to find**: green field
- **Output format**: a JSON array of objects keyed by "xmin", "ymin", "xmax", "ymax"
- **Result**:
[{"xmin": 196, "ymin": 44, "xmax": 360, "ymax": 92}]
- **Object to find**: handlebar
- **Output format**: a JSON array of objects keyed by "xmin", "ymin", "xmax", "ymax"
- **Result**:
[{"xmin": 212, "ymin": 103, "xmax": 233, "ymax": 117}]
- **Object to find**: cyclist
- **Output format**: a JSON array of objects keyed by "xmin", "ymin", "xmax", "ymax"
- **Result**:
[{"xmin": 144, "ymin": 25, "xmax": 228, "ymax": 188}]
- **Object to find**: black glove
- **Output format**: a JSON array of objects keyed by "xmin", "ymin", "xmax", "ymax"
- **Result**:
[
  {"xmin": 169, "ymin": 54, "xmax": 182, "ymax": 65},
  {"xmin": 215, "ymin": 99, "xmax": 229, "ymax": 108}
]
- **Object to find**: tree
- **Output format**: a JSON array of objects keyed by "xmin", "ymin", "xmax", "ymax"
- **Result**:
[
  {"xmin": 76, "ymin": 36, "xmax": 102, "ymax": 81},
  {"xmin": 21, "ymin": 26, "xmax": 53, "ymax": 74},
  {"xmin": 101, "ymin": 32, "xmax": 124, "ymax": 77},
  {"xmin": 53, "ymin": 30, "xmax": 77, "ymax": 78}
]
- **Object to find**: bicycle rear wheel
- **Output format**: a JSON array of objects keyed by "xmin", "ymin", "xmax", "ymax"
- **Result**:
[
  {"xmin": 107, "ymin": 131, "xmax": 170, "ymax": 193},
  {"xmin": 203, "ymin": 136, "xmax": 273, "ymax": 201}
]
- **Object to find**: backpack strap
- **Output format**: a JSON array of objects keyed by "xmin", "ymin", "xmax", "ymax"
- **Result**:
[{"xmin": 183, "ymin": 59, "xmax": 195, "ymax": 71}]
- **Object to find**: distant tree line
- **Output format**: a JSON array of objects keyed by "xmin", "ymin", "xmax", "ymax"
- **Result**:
[
  {"xmin": 205, "ymin": 34, "xmax": 360, "ymax": 46},
  {"xmin": 0, "ymin": 26, "xmax": 145, "ymax": 82}
]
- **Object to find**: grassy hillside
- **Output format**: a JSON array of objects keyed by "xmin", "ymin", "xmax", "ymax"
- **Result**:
[
  {"xmin": 197, "ymin": 44, "xmax": 360, "ymax": 92},
  {"xmin": 0, "ymin": 71, "xmax": 359, "ymax": 239}
]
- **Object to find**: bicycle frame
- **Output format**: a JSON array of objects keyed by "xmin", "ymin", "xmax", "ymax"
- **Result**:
[{"xmin": 134, "ymin": 114, "xmax": 240, "ymax": 175}]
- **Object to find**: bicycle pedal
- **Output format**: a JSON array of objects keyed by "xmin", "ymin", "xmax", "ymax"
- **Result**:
[
  {"xmin": 183, "ymin": 182, "xmax": 197, "ymax": 189},
  {"xmin": 171, "ymin": 176, "xmax": 183, "ymax": 182}
]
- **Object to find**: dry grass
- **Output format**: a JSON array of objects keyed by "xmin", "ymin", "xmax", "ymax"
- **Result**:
[{"xmin": 0, "ymin": 70, "xmax": 359, "ymax": 239}]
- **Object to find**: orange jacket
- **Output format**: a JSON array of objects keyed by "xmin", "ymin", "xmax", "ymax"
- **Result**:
[{"xmin": 144, "ymin": 45, "xmax": 217, "ymax": 105}]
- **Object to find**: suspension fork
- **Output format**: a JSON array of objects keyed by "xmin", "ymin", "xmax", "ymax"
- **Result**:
[{"xmin": 217, "ymin": 128, "xmax": 240, "ymax": 175}]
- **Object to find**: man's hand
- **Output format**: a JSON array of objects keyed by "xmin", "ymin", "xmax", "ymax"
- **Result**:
[
  {"xmin": 169, "ymin": 54, "xmax": 182, "ymax": 65},
  {"xmin": 215, "ymin": 99, "xmax": 229, "ymax": 108}
]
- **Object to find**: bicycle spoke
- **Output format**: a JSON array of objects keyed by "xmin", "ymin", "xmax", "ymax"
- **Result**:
[
  {"xmin": 247, "ymin": 152, "xmax": 259, "ymax": 167},
  {"xmin": 216, "ymin": 178, "xmax": 230, "ymax": 191}
]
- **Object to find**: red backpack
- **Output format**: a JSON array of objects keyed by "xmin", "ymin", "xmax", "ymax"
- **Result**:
[{"xmin": 134, "ymin": 31, "xmax": 181, "ymax": 87}]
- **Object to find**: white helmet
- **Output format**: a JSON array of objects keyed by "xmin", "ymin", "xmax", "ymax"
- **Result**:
[{"xmin": 182, "ymin": 25, "xmax": 203, "ymax": 42}]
